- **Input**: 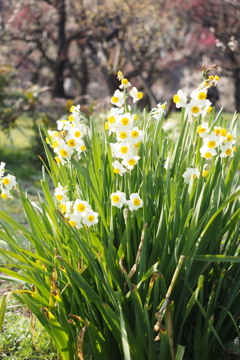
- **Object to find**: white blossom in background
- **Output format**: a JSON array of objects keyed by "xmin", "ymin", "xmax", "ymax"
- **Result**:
[
  {"xmin": 150, "ymin": 102, "xmax": 167, "ymax": 121},
  {"xmin": 182, "ymin": 168, "xmax": 200, "ymax": 184}
]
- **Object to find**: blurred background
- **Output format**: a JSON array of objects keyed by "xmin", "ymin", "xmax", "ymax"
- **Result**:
[{"xmin": 0, "ymin": 0, "xmax": 239, "ymax": 175}]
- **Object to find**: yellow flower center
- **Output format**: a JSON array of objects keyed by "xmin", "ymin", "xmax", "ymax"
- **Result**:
[
  {"xmin": 128, "ymin": 159, "xmax": 136, "ymax": 166},
  {"xmin": 131, "ymin": 131, "xmax": 139, "ymax": 138},
  {"xmin": 120, "ymin": 146, "xmax": 128, "ymax": 154},
  {"xmin": 87, "ymin": 215, "xmax": 95, "ymax": 222},
  {"xmin": 60, "ymin": 131, "xmax": 67, "ymax": 137},
  {"xmin": 70, "ymin": 106, "xmax": 75, "ymax": 112},
  {"xmin": 197, "ymin": 126, "xmax": 206, "ymax": 134},
  {"xmin": 60, "ymin": 149, "xmax": 68, "ymax": 157},
  {"xmin": 122, "ymin": 78, "xmax": 128, "ymax": 85},
  {"xmin": 173, "ymin": 94, "xmax": 180, "ymax": 103},
  {"xmin": 198, "ymin": 92, "xmax": 207, "ymax": 100},
  {"xmin": 208, "ymin": 141, "xmax": 216, "ymax": 148},
  {"xmin": 192, "ymin": 106, "xmax": 200, "ymax": 114},
  {"xmin": 112, "ymin": 195, "xmax": 120, "ymax": 203},
  {"xmin": 69, "ymin": 220, "xmax": 76, "ymax": 227},
  {"xmin": 80, "ymin": 145, "xmax": 86, "ymax": 151},
  {"xmin": 233, "ymin": 146, "xmax": 236, "ymax": 152},
  {"xmin": 54, "ymin": 131, "xmax": 59, "ymax": 137},
  {"xmin": 205, "ymin": 152, "xmax": 212, "ymax": 159},
  {"xmin": 56, "ymin": 194, "xmax": 63, "ymax": 201},
  {"xmin": 77, "ymin": 203, "xmax": 86, "ymax": 212},
  {"xmin": 67, "ymin": 139, "xmax": 76, "ymax": 147},
  {"xmin": 207, "ymin": 106, "xmax": 213, "ymax": 114},
  {"xmin": 114, "ymin": 168, "xmax": 120, "ymax": 174},
  {"xmin": 134, "ymin": 141, "xmax": 140, "ymax": 147},
  {"xmin": 133, "ymin": 198, "xmax": 140, "ymax": 206},
  {"xmin": 74, "ymin": 131, "xmax": 81, "ymax": 137},
  {"xmin": 111, "ymin": 96, "xmax": 118, "ymax": 103},
  {"xmin": 1, "ymin": 193, "xmax": 7, "ymax": 199},
  {"xmin": 221, "ymin": 128, "xmax": 227, "ymax": 136},
  {"xmin": 118, "ymin": 71, "xmax": 123, "ymax": 78},
  {"xmin": 202, "ymin": 170, "xmax": 208, "ymax": 177},
  {"xmin": 137, "ymin": 92, "xmax": 143, "ymax": 100},
  {"xmin": 208, "ymin": 75, "xmax": 214, "ymax": 80},
  {"xmin": 225, "ymin": 149, "xmax": 232, "ymax": 155},
  {"xmin": 226, "ymin": 134, "xmax": 233, "ymax": 141},
  {"xmin": 55, "ymin": 157, "xmax": 61, "ymax": 164},
  {"xmin": 52, "ymin": 140, "xmax": 59, "ymax": 148},
  {"xmin": 119, "ymin": 132, "xmax": 127, "ymax": 139},
  {"xmin": 2, "ymin": 178, "xmax": 10, "ymax": 185},
  {"xmin": 121, "ymin": 117, "xmax": 129, "ymax": 126},
  {"xmin": 59, "ymin": 204, "xmax": 67, "ymax": 213},
  {"xmin": 214, "ymin": 75, "xmax": 220, "ymax": 81},
  {"xmin": 214, "ymin": 128, "xmax": 221, "ymax": 135},
  {"xmin": 105, "ymin": 122, "xmax": 109, "ymax": 130},
  {"xmin": 68, "ymin": 115, "xmax": 74, "ymax": 122},
  {"xmin": 109, "ymin": 116, "xmax": 115, "ymax": 124},
  {"xmin": 133, "ymin": 114, "xmax": 137, "ymax": 121},
  {"xmin": 190, "ymin": 174, "xmax": 197, "ymax": 180}
]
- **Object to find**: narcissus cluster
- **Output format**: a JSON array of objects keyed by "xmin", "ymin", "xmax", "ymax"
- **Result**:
[
  {"xmin": 106, "ymin": 71, "xmax": 145, "ymax": 174},
  {"xmin": 197, "ymin": 124, "xmax": 236, "ymax": 159},
  {"xmin": 0, "ymin": 162, "xmax": 17, "ymax": 199},
  {"xmin": 173, "ymin": 75, "xmax": 220, "ymax": 117},
  {"xmin": 54, "ymin": 183, "xmax": 99, "ymax": 228},
  {"xmin": 46, "ymin": 105, "xmax": 89, "ymax": 165},
  {"xmin": 110, "ymin": 191, "xmax": 143, "ymax": 211}
]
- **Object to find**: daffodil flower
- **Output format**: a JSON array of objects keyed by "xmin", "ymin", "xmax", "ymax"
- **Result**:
[
  {"xmin": 73, "ymin": 200, "xmax": 91, "ymax": 217},
  {"xmin": 112, "ymin": 160, "xmax": 127, "ymax": 176},
  {"xmin": 197, "ymin": 123, "xmax": 209, "ymax": 138},
  {"xmin": 110, "ymin": 191, "xmax": 126, "ymax": 208},
  {"xmin": 151, "ymin": 102, "xmax": 167, "ymax": 120},
  {"xmin": 54, "ymin": 183, "xmax": 69, "ymax": 203},
  {"xmin": 115, "ymin": 113, "xmax": 134, "ymax": 131},
  {"xmin": 1, "ymin": 174, "xmax": 17, "ymax": 190},
  {"xmin": 119, "ymin": 78, "xmax": 131, "ymax": 89},
  {"xmin": 111, "ymin": 89, "xmax": 125, "ymax": 107},
  {"xmin": 129, "ymin": 87, "xmax": 143, "ymax": 103},
  {"xmin": 122, "ymin": 154, "xmax": 140, "ymax": 170},
  {"xmin": 182, "ymin": 168, "xmax": 200, "ymax": 184},
  {"xmin": 82, "ymin": 210, "xmax": 99, "ymax": 227},
  {"xmin": 126, "ymin": 193, "xmax": 143, "ymax": 211},
  {"xmin": 69, "ymin": 214, "xmax": 83, "ymax": 229},
  {"xmin": 220, "ymin": 143, "xmax": 234, "ymax": 157},
  {"xmin": 173, "ymin": 90, "xmax": 187, "ymax": 108},
  {"xmin": 203, "ymin": 134, "xmax": 219, "ymax": 149},
  {"xmin": 185, "ymin": 100, "xmax": 203, "ymax": 117},
  {"xmin": 1, "ymin": 189, "xmax": 13, "ymax": 199},
  {"xmin": 200, "ymin": 146, "xmax": 217, "ymax": 159}
]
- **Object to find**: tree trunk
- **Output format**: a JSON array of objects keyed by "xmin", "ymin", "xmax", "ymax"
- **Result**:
[
  {"xmin": 53, "ymin": 0, "xmax": 67, "ymax": 98},
  {"xmin": 53, "ymin": 60, "xmax": 67, "ymax": 98},
  {"xmin": 233, "ymin": 66, "xmax": 240, "ymax": 113},
  {"xmin": 80, "ymin": 55, "xmax": 89, "ymax": 99}
]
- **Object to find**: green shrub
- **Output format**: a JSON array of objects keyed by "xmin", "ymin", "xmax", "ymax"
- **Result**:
[{"xmin": 0, "ymin": 310, "xmax": 58, "ymax": 359}]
